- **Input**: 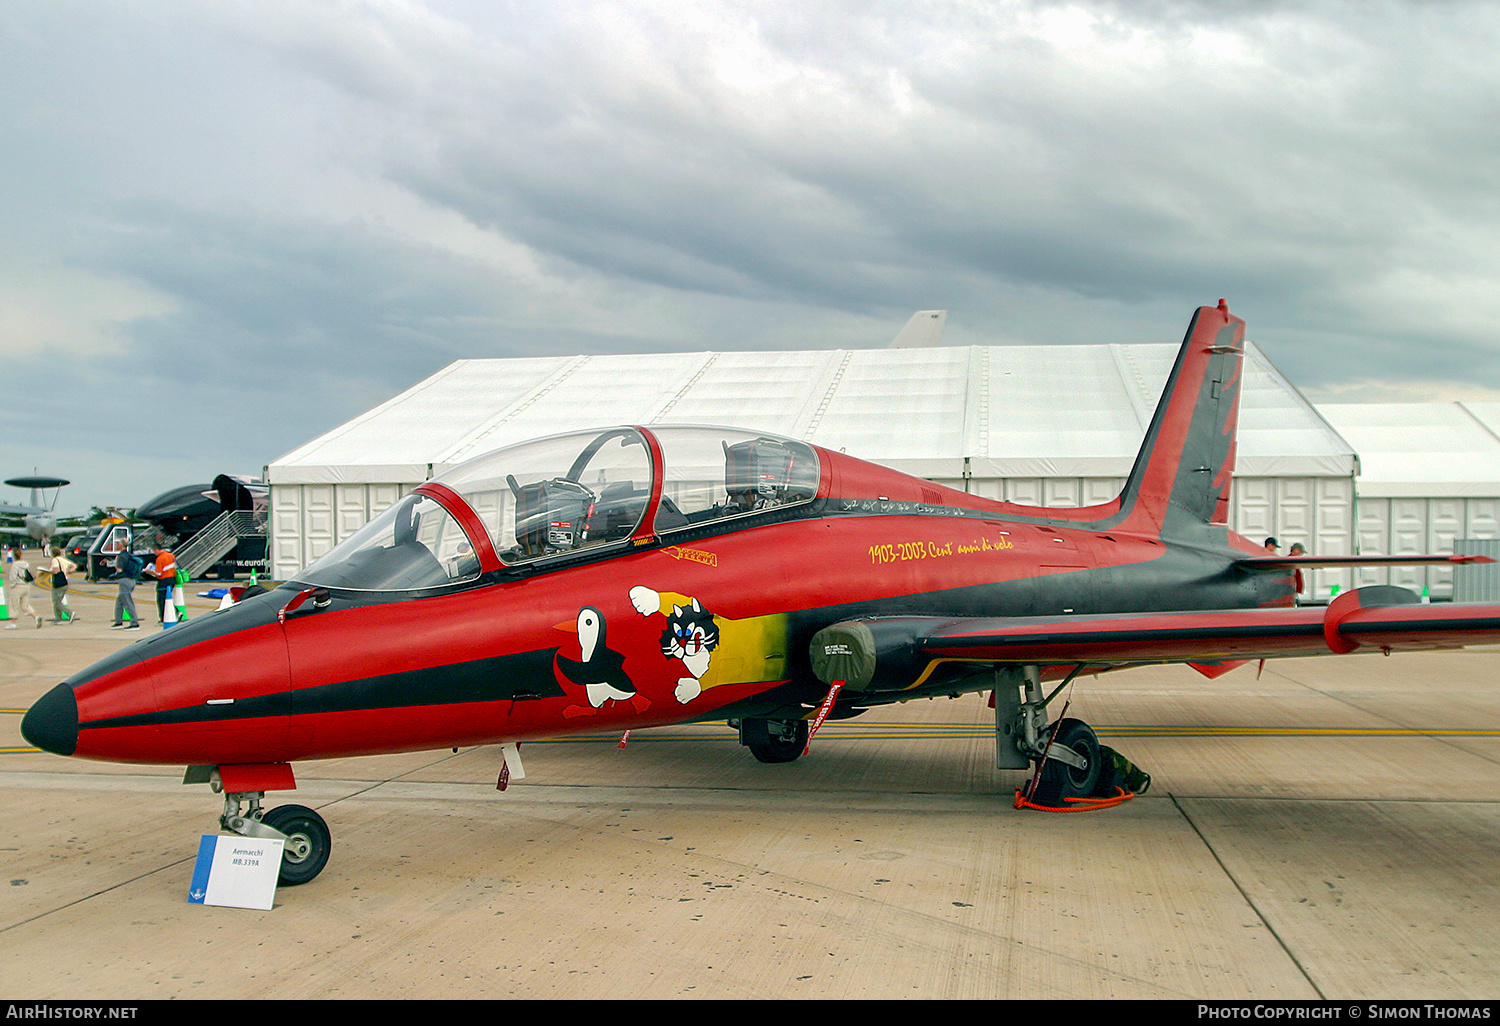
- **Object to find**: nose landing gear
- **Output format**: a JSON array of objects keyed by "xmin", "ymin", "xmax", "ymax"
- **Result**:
[
  {"xmin": 217, "ymin": 790, "xmax": 332, "ymax": 885},
  {"xmin": 188, "ymin": 763, "xmax": 334, "ymax": 887}
]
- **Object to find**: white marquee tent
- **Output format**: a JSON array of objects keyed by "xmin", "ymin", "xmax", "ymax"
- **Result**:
[
  {"xmin": 1314, "ymin": 402, "xmax": 1500, "ymax": 598},
  {"xmin": 266, "ymin": 338, "xmax": 1360, "ymax": 588}
]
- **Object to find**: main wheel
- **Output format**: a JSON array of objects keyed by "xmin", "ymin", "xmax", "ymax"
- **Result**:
[
  {"xmin": 261, "ymin": 804, "xmax": 331, "ymax": 886},
  {"xmin": 743, "ymin": 718, "xmax": 809, "ymax": 763},
  {"xmin": 1030, "ymin": 718, "xmax": 1101, "ymax": 807}
]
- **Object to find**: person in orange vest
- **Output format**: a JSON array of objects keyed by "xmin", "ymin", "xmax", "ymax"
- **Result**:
[{"xmin": 145, "ymin": 544, "xmax": 178, "ymax": 624}]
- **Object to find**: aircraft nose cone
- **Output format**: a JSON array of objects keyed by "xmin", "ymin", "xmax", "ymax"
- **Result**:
[{"xmin": 21, "ymin": 683, "xmax": 78, "ymax": 757}]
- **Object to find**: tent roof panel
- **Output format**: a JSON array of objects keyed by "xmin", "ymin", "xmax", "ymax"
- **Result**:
[
  {"xmin": 1314, "ymin": 402, "xmax": 1500, "ymax": 495},
  {"xmin": 268, "ymin": 340, "xmax": 1358, "ymax": 485}
]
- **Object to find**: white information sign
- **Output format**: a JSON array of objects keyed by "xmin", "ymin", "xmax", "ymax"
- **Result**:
[{"xmin": 187, "ymin": 835, "xmax": 284, "ymax": 911}]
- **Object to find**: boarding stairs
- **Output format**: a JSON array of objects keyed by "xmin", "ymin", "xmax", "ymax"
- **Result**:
[{"xmin": 172, "ymin": 510, "xmax": 268, "ymax": 580}]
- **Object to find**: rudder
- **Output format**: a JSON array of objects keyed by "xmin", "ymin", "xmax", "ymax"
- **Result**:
[{"xmin": 1114, "ymin": 301, "xmax": 1246, "ymax": 540}]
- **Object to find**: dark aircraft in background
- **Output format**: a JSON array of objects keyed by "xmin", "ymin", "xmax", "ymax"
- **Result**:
[
  {"xmin": 60, "ymin": 474, "xmax": 269, "ymax": 580},
  {"xmin": 1, "ymin": 475, "xmax": 83, "ymax": 547},
  {"xmin": 135, "ymin": 474, "xmax": 268, "ymax": 578},
  {"xmin": 135, "ymin": 474, "xmax": 266, "ymax": 536},
  {"xmin": 22, "ymin": 303, "xmax": 1500, "ymax": 886}
]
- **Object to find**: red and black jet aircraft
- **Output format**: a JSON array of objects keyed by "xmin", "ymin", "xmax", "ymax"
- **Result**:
[{"xmin": 22, "ymin": 302, "xmax": 1500, "ymax": 885}]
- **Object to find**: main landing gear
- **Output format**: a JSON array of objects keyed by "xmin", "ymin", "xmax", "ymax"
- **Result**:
[
  {"xmin": 995, "ymin": 665, "xmax": 1148, "ymax": 807},
  {"xmin": 733, "ymin": 717, "xmax": 810, "ymax": 763},
  {"xmin": 217, "ymin": 790, "xmax": 332, "ymax": 886},
  {"xmin": 1028, "ymin": 717, "xmax": 1100, "ymax": 804}
]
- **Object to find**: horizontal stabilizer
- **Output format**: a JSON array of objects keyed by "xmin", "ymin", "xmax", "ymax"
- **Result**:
[{"xmin": 1238, "ymin": 554, "xmax": 1495, "ymax": 570}]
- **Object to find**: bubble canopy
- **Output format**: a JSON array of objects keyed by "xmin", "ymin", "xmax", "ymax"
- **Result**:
[{"xmin": 291, "ymin": 426, "xmax": 821, "ymax": 593}]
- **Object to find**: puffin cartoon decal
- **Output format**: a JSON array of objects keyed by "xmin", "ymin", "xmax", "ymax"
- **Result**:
[{"xmin": 554, "ymin": 606, "xmax": 637, "ymax": 709}]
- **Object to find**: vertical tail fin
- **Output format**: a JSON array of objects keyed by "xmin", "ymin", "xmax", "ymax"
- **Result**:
[{"xmin": 1115, "ymin": 301, "xmax": 1246, "ymax": 541}]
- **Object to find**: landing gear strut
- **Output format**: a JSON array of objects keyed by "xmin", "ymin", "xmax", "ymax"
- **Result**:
[
  {"xmin": 995, "ymin": 665, "xmax": 1105, "ymax": 804},
  {"xmin": 219, "ymin": 791, "xmax": 332, "ymax": 886},
  {"xmin": 994, "ymin": 665, "xmax": 1151, "ymax": 807}
]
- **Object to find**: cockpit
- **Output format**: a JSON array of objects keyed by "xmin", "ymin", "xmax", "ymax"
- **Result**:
[{"xmin": 291, "ymin": 426, "xmax": 821, "ymax": 593}]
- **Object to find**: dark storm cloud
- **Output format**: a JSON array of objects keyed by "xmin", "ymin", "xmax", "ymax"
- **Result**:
[
  {"xmin": 351, "ymin": 1, "xmax": 1500, "ymax": 363},
  {"xmin": 87, "ymin": 204, "xmax": 505, "ymax": 383}
]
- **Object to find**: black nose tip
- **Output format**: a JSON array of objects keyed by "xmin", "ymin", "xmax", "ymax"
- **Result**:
[{"xmin": 22, "ymin": 683, "xmax": 78, "ymax": 756}]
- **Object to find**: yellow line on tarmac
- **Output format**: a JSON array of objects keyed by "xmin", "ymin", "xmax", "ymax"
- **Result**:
[
  {"xmin": 546, "ymin": 723, "xmax": 1500, "ymax": 744},
  {"xmin": 1102, "ymin": 726, "xmax": 1500, "ymax": 737},
  {"xmin": 6, "ymin": 720, "xmax": 1496, "ymax": 758}
]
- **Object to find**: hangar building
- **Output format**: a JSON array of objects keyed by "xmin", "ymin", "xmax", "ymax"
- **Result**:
[{"xmin": 266, "ymin": 335, "xmax": 1369, "ymax": 597}]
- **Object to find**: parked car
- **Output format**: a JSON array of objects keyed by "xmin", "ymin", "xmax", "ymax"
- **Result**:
[{"xmin": 62, "ymin": 527, "xmax": 101, "ymax": 577}]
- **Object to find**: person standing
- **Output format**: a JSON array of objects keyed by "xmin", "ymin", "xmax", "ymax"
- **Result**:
[
  {"xmin": 145, "ymin": 544, "xmax": 178, "ymax": 623},
  {"xmin": 109, "ymin": 549, "xmax": 143, "ymax": 629},
  {"xmin": 4, "ymin": 544, "xmax": 41, "ymax": 629},
  {"xmin": 1287, "ymin": 542, "xmax": 1307, "ymax": 603},
  {"xmin": 42, "ymin": 545, "xmax": 77, "ymax": 624}
]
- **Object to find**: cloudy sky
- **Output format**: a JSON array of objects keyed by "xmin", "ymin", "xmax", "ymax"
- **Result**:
[{"xmin": 5, "ymin": 0, "xmax": 1499, "ymax": 514}]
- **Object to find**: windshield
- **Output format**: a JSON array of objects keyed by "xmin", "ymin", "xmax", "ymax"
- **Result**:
[{"xmin": 293, "ymin": 492, "xmax": 481, "ymax": 592}]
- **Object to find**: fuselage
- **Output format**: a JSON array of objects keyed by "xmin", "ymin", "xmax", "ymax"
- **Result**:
[{"xmin": 23, "ymin": 429, "xmax": 1290, "ymax": 769}]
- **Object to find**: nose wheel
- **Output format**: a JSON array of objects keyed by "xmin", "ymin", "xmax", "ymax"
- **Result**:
[{"xmin": 260, "ymin": 804, "xmax": 332, "ymax": 886}]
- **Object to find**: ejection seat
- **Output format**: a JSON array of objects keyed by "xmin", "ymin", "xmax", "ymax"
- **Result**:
[{"xmin": 723, "ymin": 437, "xmax": 809, "ymax": 511}]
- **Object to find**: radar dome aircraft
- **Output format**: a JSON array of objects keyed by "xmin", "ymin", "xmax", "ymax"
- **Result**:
[
  {"xmin": 1, "ymin": 475, "xmax": 79, "ymax": 545},
  {"xmin": 22, "ymin": 303, "xmax": 1500, "ymax": 886}
]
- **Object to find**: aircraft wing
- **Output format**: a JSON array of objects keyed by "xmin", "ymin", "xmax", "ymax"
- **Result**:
[
  {"xmin": 0, "ymin": 524, "xmax": 85, "ymax": 542},
  {"xmin": 814, "ymin": 586, "xmax": 1500, "ymax": 692}
]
